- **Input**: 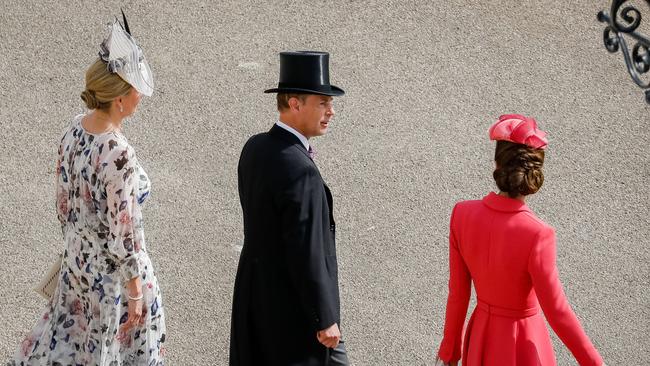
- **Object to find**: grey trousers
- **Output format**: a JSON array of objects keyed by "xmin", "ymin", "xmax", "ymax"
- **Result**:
[{"xmin": 325, "ymin": 339, "xmax": 350, "ymax": 366}]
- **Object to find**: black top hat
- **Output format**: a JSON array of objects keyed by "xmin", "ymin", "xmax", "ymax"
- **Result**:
[{"xmin": 264, "ymin": 51, "xmax": 345, "ymax": 96}]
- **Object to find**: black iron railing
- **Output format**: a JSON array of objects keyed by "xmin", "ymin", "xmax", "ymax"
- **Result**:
[{"xmin": 598, "ymin": 0, "xmax": 650, "ymax": 103}]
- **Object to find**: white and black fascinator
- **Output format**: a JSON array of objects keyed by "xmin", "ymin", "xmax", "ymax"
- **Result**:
[{"xmin": 98, "ymin": 10, "xmax": 154, "ymax": 96}]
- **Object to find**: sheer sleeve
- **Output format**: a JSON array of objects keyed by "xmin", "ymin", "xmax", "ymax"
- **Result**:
[
  {"xmin": 102, "ymin": 142, "xmax": 146, "ymax": 282},
  {"xmin": 55, "ymin": 132, "xmax": 69, "ymax": 228}
]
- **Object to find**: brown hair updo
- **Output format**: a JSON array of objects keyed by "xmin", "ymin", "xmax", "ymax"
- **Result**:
[
  {"xmin": 80, "ymin": 59, "xmax": 132, "ymax": 110},
  {"xmin": 493, "ymin": 140, "xmax": 545, "ymax": 198}
]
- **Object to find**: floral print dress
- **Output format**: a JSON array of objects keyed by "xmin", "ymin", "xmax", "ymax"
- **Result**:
[{"xmin": 9, "ymin": 114, "xmax": 166, "ymax": 366}]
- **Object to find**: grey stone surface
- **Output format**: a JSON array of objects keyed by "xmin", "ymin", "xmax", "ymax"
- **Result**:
[{"xmin": 0, "ymin": 0, "xmax": 648, "ymax": 365}]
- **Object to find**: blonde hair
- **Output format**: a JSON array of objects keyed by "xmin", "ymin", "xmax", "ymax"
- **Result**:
[{"xmin": 80, "ymin": 58, "xmax": 132, "ymax": 110}]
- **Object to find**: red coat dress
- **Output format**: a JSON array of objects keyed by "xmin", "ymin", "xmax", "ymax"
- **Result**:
[{"xmin": 437, "ymin": 192, "xmax": 602, "ymax": 365}]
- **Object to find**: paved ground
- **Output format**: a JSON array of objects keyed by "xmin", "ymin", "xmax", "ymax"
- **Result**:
[{"xmin": 0, "ymin": 0, "xmax": 648, "ymax": 365}]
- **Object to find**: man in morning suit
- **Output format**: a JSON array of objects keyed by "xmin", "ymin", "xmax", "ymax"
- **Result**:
[{"xmin": 229, "ymin": 51, "xmax": 350, "ymax": 366}]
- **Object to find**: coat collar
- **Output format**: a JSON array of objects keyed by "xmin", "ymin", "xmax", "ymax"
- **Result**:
[
  {"xmin": 275, "ymin": 120, "xmax": 310, "ymax": 151},
  {"xmin": 482, "ymin": 191, "xmax": 531, "ymax": 213},
  {"xmin": 269, "ymin": 124, "xmax": 312, "ymax": 161}
]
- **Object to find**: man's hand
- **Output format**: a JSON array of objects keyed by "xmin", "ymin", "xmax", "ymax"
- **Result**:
[{"xmin": 316, "ymin": 323, "xmax": 341, "ymax": 349}]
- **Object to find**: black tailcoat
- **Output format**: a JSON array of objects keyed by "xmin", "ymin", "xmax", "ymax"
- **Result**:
[{"xmin": 230, "ymin": 124, "xmax": 341, "ymax": 366}]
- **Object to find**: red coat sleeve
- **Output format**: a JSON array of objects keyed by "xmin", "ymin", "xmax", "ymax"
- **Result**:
[
  {"xmin": 528, "ymin": 227, "xmax": 603, "ymax": 366},
  {"xmin": 438, "ymin": 205, "xmax": 471, "ymax": 363}
]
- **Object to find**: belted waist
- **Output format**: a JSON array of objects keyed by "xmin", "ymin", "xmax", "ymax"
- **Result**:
[{"xmin": 477, "ymin": 299, "xmax": 539, "ymax": 318}]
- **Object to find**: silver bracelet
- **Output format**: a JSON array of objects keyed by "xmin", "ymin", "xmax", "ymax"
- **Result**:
[{"xmin": 128, "ymin": 293, "xmax": 144, "ymax": 301}]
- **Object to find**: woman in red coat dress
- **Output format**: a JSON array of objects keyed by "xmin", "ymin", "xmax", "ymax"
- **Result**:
[{"xmin": 436, "ymin": 115, "xmax": 603, "ymax": 366}]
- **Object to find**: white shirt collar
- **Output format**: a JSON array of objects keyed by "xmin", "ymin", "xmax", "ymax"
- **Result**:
[{"xmin": 275, "ymin": 120, "xmax": 310, "ymax": 151}]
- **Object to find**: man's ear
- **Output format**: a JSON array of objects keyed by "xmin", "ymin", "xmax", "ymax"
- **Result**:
[{"xmin": 288, "ymin": 97, "xmax": 301, "ymax": 112}]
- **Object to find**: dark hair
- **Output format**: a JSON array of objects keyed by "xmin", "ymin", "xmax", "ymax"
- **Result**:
[
  {"xmin": 493, "ymin": 140, "xmax": 545, "ymax": 198},
  {"xmin": 276, "ymin": 93, "xmax": 308, "ymax": 111}
]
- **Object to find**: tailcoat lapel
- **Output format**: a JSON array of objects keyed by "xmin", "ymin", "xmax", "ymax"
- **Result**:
[{"xmin": 269, "ymin": 124, "xmax": 334, "ymax": 224}]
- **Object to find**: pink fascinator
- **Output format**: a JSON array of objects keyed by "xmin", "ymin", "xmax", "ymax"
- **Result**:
[{"xmin": 488, "ymin": 114, "xmax": 548, "ymax": 149}]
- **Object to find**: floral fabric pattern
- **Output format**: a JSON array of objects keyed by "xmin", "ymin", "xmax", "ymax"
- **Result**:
[{"xmin": 9, "ymin": 114, "xmax": 166, "ymax": 366}]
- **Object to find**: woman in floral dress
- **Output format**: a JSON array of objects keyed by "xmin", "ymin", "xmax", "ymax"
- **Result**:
[{"xmin": 9, "ymin": 16, "xmax": 165, "ymax": 366}]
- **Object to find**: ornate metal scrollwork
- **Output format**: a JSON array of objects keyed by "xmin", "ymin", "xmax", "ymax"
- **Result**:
[{"xmin": 598, "ymin": 0, "xmax": 650, "ymax": 103}]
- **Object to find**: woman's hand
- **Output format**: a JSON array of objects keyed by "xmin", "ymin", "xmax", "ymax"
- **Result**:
[
  {"xmin": 435, "ymin": 357, "xmax": 458, "ymax": 366},
  {"xmin": 117, "ymin": 297, "xmax": 144, "ymax": 340},
  {"xmin": 117, "ymin": 276, "xmax": 145, "ymax": 342}
]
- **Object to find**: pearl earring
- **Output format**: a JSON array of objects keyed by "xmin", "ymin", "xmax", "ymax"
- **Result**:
[{"xmin": 119, "ymin": 105, "xmax": 123, "ymax": 113}]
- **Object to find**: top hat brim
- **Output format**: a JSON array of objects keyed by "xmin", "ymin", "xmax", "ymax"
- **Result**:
[{"xmin": 264, "ymin": 85, "xmax": 345, "ymax": 97}]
